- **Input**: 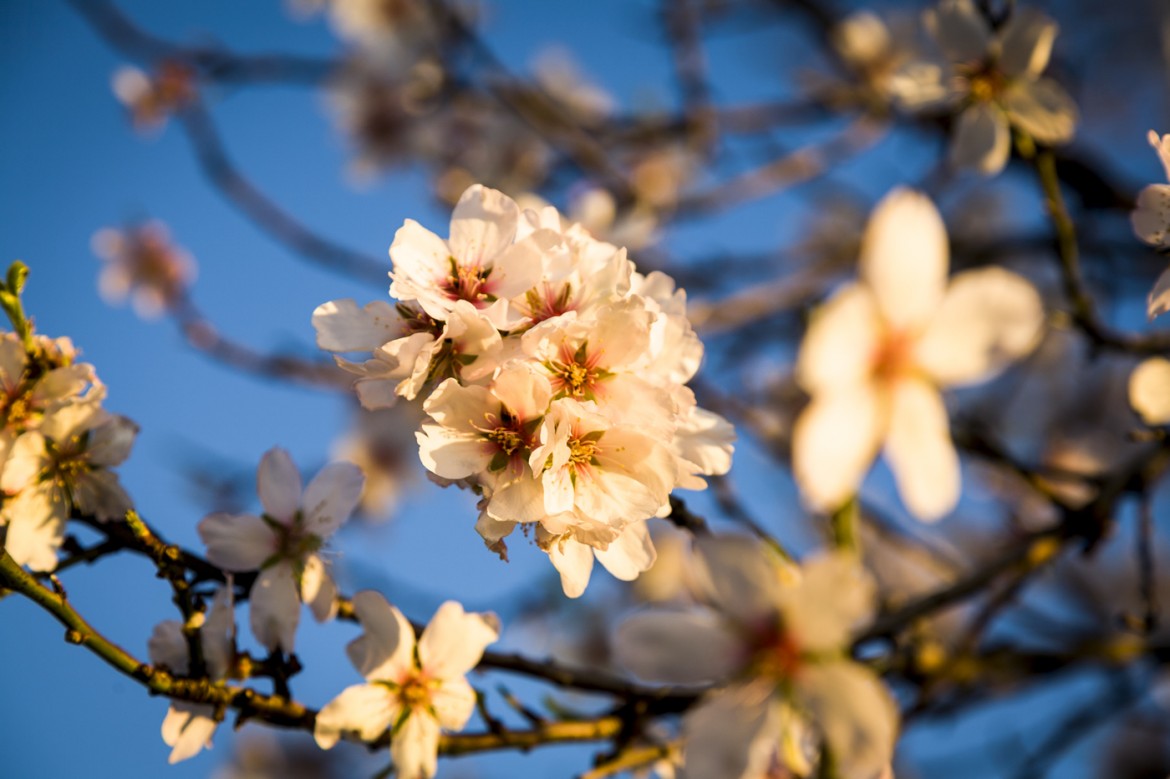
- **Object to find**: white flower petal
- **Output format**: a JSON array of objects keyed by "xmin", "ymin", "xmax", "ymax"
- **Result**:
[
  {"xmin": 2, "ymin": 431, "xmax": 47, "ymax": 494},
  {"xmin": 389, "ymin": 220, "xmax": 451, "ymax": 294},
  {"xmin": 779, "ymin": 552, "xmax": 875, "ymax": 653},
  {"xmin": 1002, "ymin": 77, "xmax": 1077, "ymax": 145},
  {"xmin": 796, "ymin": 284, "xmax": 882, "ymax": 394},
  {"xmin": 257, "ymin": 447, "xmax": 302, "ymax": 524},
  {"xmin": 249, "ymin": 561, "xmax": 301, "ymax": 654},
  {"xmin": 201, "ymin": 586, "xmax": 235, "ymax": 680},
  {"xmin": 1148, "ymin": 266, "xmax": 1170, "ymax": 318},
  {"xmin": 925, "ymin": 0, "xmax": 991, "ymax": 63},
  {"xmin": 432, "ymin": 676, "xmax": 477, "ymax": 730},
  {"xmin": 884, "ymin": 378, "xmax": 960, "ymax": 521},
  {"xmin": 448, "ymin": 184, "xmax": 519, "ymax": 266},
  {"xmin": 915, "ymin": 267, "xmax": 1044, "ymax": 387},
  {"xmin": 795, "ymin": 662, "xmax": 898, "ymax": 779},
  {"xmin": 161, "ymin": 702, "xmax": 218, "ymax": 764},
  {"xmin": 998, "ymin": 8, "xmax": 1058, "ymax": 78},
  {"xmin": 2, "ymin": 486, "xmax": 66, "ymax": 571},
  {"xmin": 1149, "ymin": 130, "xmax": 1170, "ymax": 183},
  {"xmin": 391, "ymin": 711, "xmax": 441, "ymax": 779},
  {"xmin": 691, "ymin": 535, "xmax": 788, "ymax": 627},
  {"xmin": 346, "ymin": 590, "xmax": 416, "ymax": 682},
  {"xmin": 950, "ymin": 102, "xmax": 1011, "ymax": 176},
  {"xmin": 418, "ymin": 600, "xmax": 499, "ymax": 678},
  {"xmin": 314, "ymin": 683, "xmax": 398, "ymax": 748},
  {"xmin": 614, "ymin": 609, "xmax": 744, "ymax": 684},
  {"xmin": 302, "ymin": 461, "xmax": 364, "ymax": 538},
  {"xmin": 85, "ymin": 415, "xmax": 139, "ymax": 467},
  {"xmin": 301, "ymin": 553, "xmax": 339, "ymax": 623},
  {"xmin": 793, "ymin": 385, "xmax": 883, "ymax": 514},
  {"xmin": 1130, "ymin": 357, "xmax": 1170, "ymax": 426},
  {"xmin": 595, "ymin": 521, "xmax": 657, "ymax": 582},
  {"xmin": 313, "ymin": 298, "xmax": 402, "ymax": 352},
  {"xmin": 547, "ymin": 535, "xmax": 595, "ymax": 598},
  {"xmin": 681, "ymin": 683, "xmax": 779, "ymax": 779},
  {"xmin": 147, "ymin": 620, "xmax": 189, "ymax": 673},
  {"xmin": 859, "ymin": 188, "xmax": 949, "ymax": 329},
  {"xmin": 197, "ymin": 512, "xmax": 275, "ymax": 572}
]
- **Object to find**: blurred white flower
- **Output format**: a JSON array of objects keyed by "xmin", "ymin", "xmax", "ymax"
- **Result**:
[
  {"xmin": 111, "ymin": 62, "xmax": 196, "ymax": 132},
  {"xmin": 792, "ymin": 188, "xmax": 1043, "ymax": 520},
  {"xmin": 924, "ymin": 1, "xmax": 1077, "ymax": 175},
  {"xmin": 197, "ymin": 448, "xmax": 364, "ymax": 653},
  {"xmin": 615, "ymin": 536, "xmax": 897, "ymax": 779},
  {"xmin": 1132, "ymin": 130, "xmax": 1170, "ymax": 318},
  {"xmin": 832, "ymin": 11, "xmax": 949, "ymax": 110},
  {"xmin": 1129, "ymin": 357, "xmax": 1170, "ymax": 426},
  {"xmin": 314, "ymin": 593, "xmax": 499, "ymax": 779},
  {"xmin": 147, "ymin": 586, "xmax": 236, "ymax": 763},
  {"xmin": 91, "ymin": 222, "xmax": 196, "ymax": 318}
]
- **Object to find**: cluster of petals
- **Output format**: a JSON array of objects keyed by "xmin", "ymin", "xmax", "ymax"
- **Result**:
[
  {"xmin": 830, "ymin": 10, "xmax": 949, "ymax": 110},
  {"xmin": 922, "ymin": 0, "xmax": 1077, "ymax": 175},
  {"xmin": 0, "ymin": 331, "xmax": 138, "ymax": 570},
  {"xmin": 197, "ymin": 447, "xmax": 365, "ymax": 654},
  {"xmin": 313, "ymin": 184, "xmax": 734, "ymax": 596},
  {"xmin": 1132, "ymin": 130, "xmax": 1170, "ymax": 318},
  {"xmin": 792, "ymin": 188, "xmax": 1044, "ymax": 521},
  {"xmin": 315, "ymin": 592, "xmax": 499, "ymax": 779},
  {"xmin": 615, "ymin": 535, "xmax": 897, "ymax": 779},
  {"xmin": 147, "ymin": 586, "xmax": 236, "ymax": 763},
  {"xmin": 111, "ymin": 62, "xmax": 196, "ymax": 131}
]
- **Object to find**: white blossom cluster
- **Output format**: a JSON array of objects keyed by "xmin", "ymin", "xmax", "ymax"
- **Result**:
[
  {"xmin": 0, "ymin": 330, "xmax": 138, "ymax": 570},
  {"xmin": 313, "ymin": 184, "xmax": 734, "ymax": 597}
]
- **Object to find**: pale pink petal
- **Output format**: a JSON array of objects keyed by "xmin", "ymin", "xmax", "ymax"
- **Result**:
[
  {"xmin": 950, "ymin": 102, "xmax": 1011, "ymax": 176},
  {"xmin": 594, "ymin": 521, "xmax": 656, "ymax": 581},
  {"xmin": 2, "ymin": 432, "xmax": 47, "ymax": 493},
  {"xmin": 391, "ymin": 712, "xmax": 441, "ymax": 779},
  {"xmin": 346, "ymin": 590, "xmax": 416, "ymax": 682},
  {"xmin": 1130, "ymin": 357, "xmax": 1170, "ymax": 426},
  {"xmin": 257, "ymin": 448, "xmax": 301, "ymax": 524},
  {"xmin": 998, "ymin": 8, "xmax": 1058, "ymax": 78},
  {"xmin": 418, "ymin": 600, "xmax": 499, "ymax": 678},
  {"xmin": 1132, "ymin": 185, "xmax": 1170, "ymax": 249},
  {"xmin": 448, "ymin": 184, "xmax": 519, "ymax": 266},
  {"xmin": 86, "ymin": 415, "xmax": 139, "ymax": 467},
  {"xmin": 614, "ymin": 609, "xmax": 745, "ymax": 684},
  {"xmin": 925, "ymin": 0, "xmax": 991, "ymax": 63},
  {"xmin": 389, "ymin": 219, "xmax": 451, "ymax": 291},
  {"xmin": 915, "ymin": 267, "xmax": 1044, "ymax": 387},
  {"xmin": 1148, "ymin": 266, "xmax": 1170, "ymax": 318},
  {"xmin": 147, "ymin": 620, "xmax": 189, "ymax": 673},
  {"xmin": 301, "ymin": 553, "xmax": 339, "ymax": 622},
  {"xmin": 1002, "ymin": 77, "xmax": 1077, "ymax": 145},
  {"xmin": 691, "ymin": 534, "xmax": 787, "ymax": 627},
  {"xmin": 417, "ymin": 426, "xmax": 494, "ymax": 481},
  {"xmin": 884, "ymin": 378, "xmax": 960, "ymax": 521},
  {"xmin": 301, "ymin": 461, "xmax": 364, "ymax": 538},
  {"xmin": 794, "ymin": 662, "xmax": 898, "ymax": 779},
  {"xmin": 431, "ymin": 676, "xmax": 477, "ymax": 730},
  {"xmin": 681, "ymin": 683, "xmax": 779, "ymax": 779},
  {"xmin": 249, "ymin": 561, "xmax": 301, "ymax": 653},
  {"xmin": 486, "ymin": 473, "xmax": 548, "ymax": 524},
  {"xmin": 490, "ymin": 362, "xmax": 552, "ymax": 421},
  {"xmin": 859, "ymin": 188, "xmax": 949, "ymax": 329},
  {"xmin": 313, "ymin": 299, "xmax": 402, "ymax": 352},
  {"xmin": 197, "ymin": 512, "xmax": 275, "ymax": 572},
  {"xmin": 792, "ymin": 384, "xmax": 884, "ymax": 514},
  {"xmin": 1149, "ymin": 130, "xmax": 1170, "ymax": 183},
  {"xmin": 779, "ymin": 552, "xmax": 875, "ymax": 653},
  {"xmin": 2, "ymin": 486, "xmax": 66, "ymax": 571},
  {"xmin": 796, "ymin": 284, "xmax": 882, "ymax": 394},
  {"xmin": 201, "ymin": 586, "xmax": 235, "ymax": 680},
  {"xmin": 314, "ymin": 683, "xmax": 398, "ymax": 748}
]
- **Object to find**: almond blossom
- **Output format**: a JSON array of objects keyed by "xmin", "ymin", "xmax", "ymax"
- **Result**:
[
  {"xmin": 91, "ymin": 222, "xmax": 196, "ymax": 318},
  {"xmin": 924, "ymin": 1, "xmax": 1077, "ymax": 175},
  {"xmin": 314, "ymin": 592, "xmax": 499, "ymax": 779},
  {"xmin": 1129, "ymin": 357, "xmax": 1170, "ymax": 426},
  {"xmin": 112, "ymin": 62, "xmax": 196, "ymax": 132},
  {"xmin": 615, "ymin": 535, "xmax": 897, "ymax": 779},
  {"xmin": 1132, "ymin": 130, "xmax": 1170, "ymax": 318},
  {"xmin": 792, "ymin": 188, "xmax": 1043, "ymax": 520},
  {"xmin": 147, "ymin": 586, "xmax": 236, "ymax": 763},
  {"xmin": 197, "ymin": 448, "xmax": 364, "ymax": 653}
]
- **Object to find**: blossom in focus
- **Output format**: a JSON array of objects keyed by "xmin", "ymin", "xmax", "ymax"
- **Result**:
[
  {"xmin": 1131, "ymin": 130, "xmax": 1170, "ymax": 318},
  {"xmin": 91, "ymin": 222, "xmax": 196, "ymax": 318},
  {"xmin": 924, "ymin": 1, "xmax": 1077, "ymax": 175},
  {"xmin": 147, "ymin": 586, "xmax": 236, "ymax": 763},
  {"xmin": 1, "ymin": 391, "xmax": 137, "ymax": 571},
  {"xmin": 314, "ymin": 592, "xmax": 499, "ymax": 779},
  {"xmin": 315, "ymin": 183, "xmax": 733, "ymax": 597},
  {"xmin": 1129, "ymin": 357, "xmax": 1170, "ymax": 426},
  {"xmin": 197, "ymin": 448, "xmax": 364, "ymax": 653},
  {"xmin": 615, "ymin": 535, "xmax": 897, "ymax": 779},
  {"xmin": 112, "ymin": 62, "xmax": 196, "ymax": 131},
  {"xmin": 792, "ymin": 188, "xmax": 1043, "ymax": 520}
]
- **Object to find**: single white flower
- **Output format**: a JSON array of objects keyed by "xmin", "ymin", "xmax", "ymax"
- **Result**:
[
  {"xmin": 91, "ymin": 222, "xmax": 196, "ymax": 318},
  {"xmin": 925, "ymin": 1, "xmax": 1077, "ymax": 175},
  {"xmin": 147, "ymin": 586, "xmax": 236, "ymax": 763},
  {"xmin": 314, "ymin": 592, "xmax": 499, "ymax": 779},
  {"xmin": 111, "ymin": 62, "xmax": 195, "ymax": 131},
  {"xmin": 1, "ymin": 399, "xmax": 137, "ymax": 571},
  {"xmin": 1129, "ymin": 357, "xmax": 1170, "ymax": 426},
  {"xmin": 832, "ymin": 11, "xmax": 949, "ymax": 110},
  {"xmin": 615, "ymin": 536, "xmax": 897, "ymax": 779},
  {"xmin": 197, "ymin": 448, "xmax": 364, "ymax": 653},
  {"xmin": 792, "ymin": 188, "xmax": 1043, "ymax": 520},
  {"xmin": 537, "ymin": 520, "xmax": 657, "ymax": 599}
]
